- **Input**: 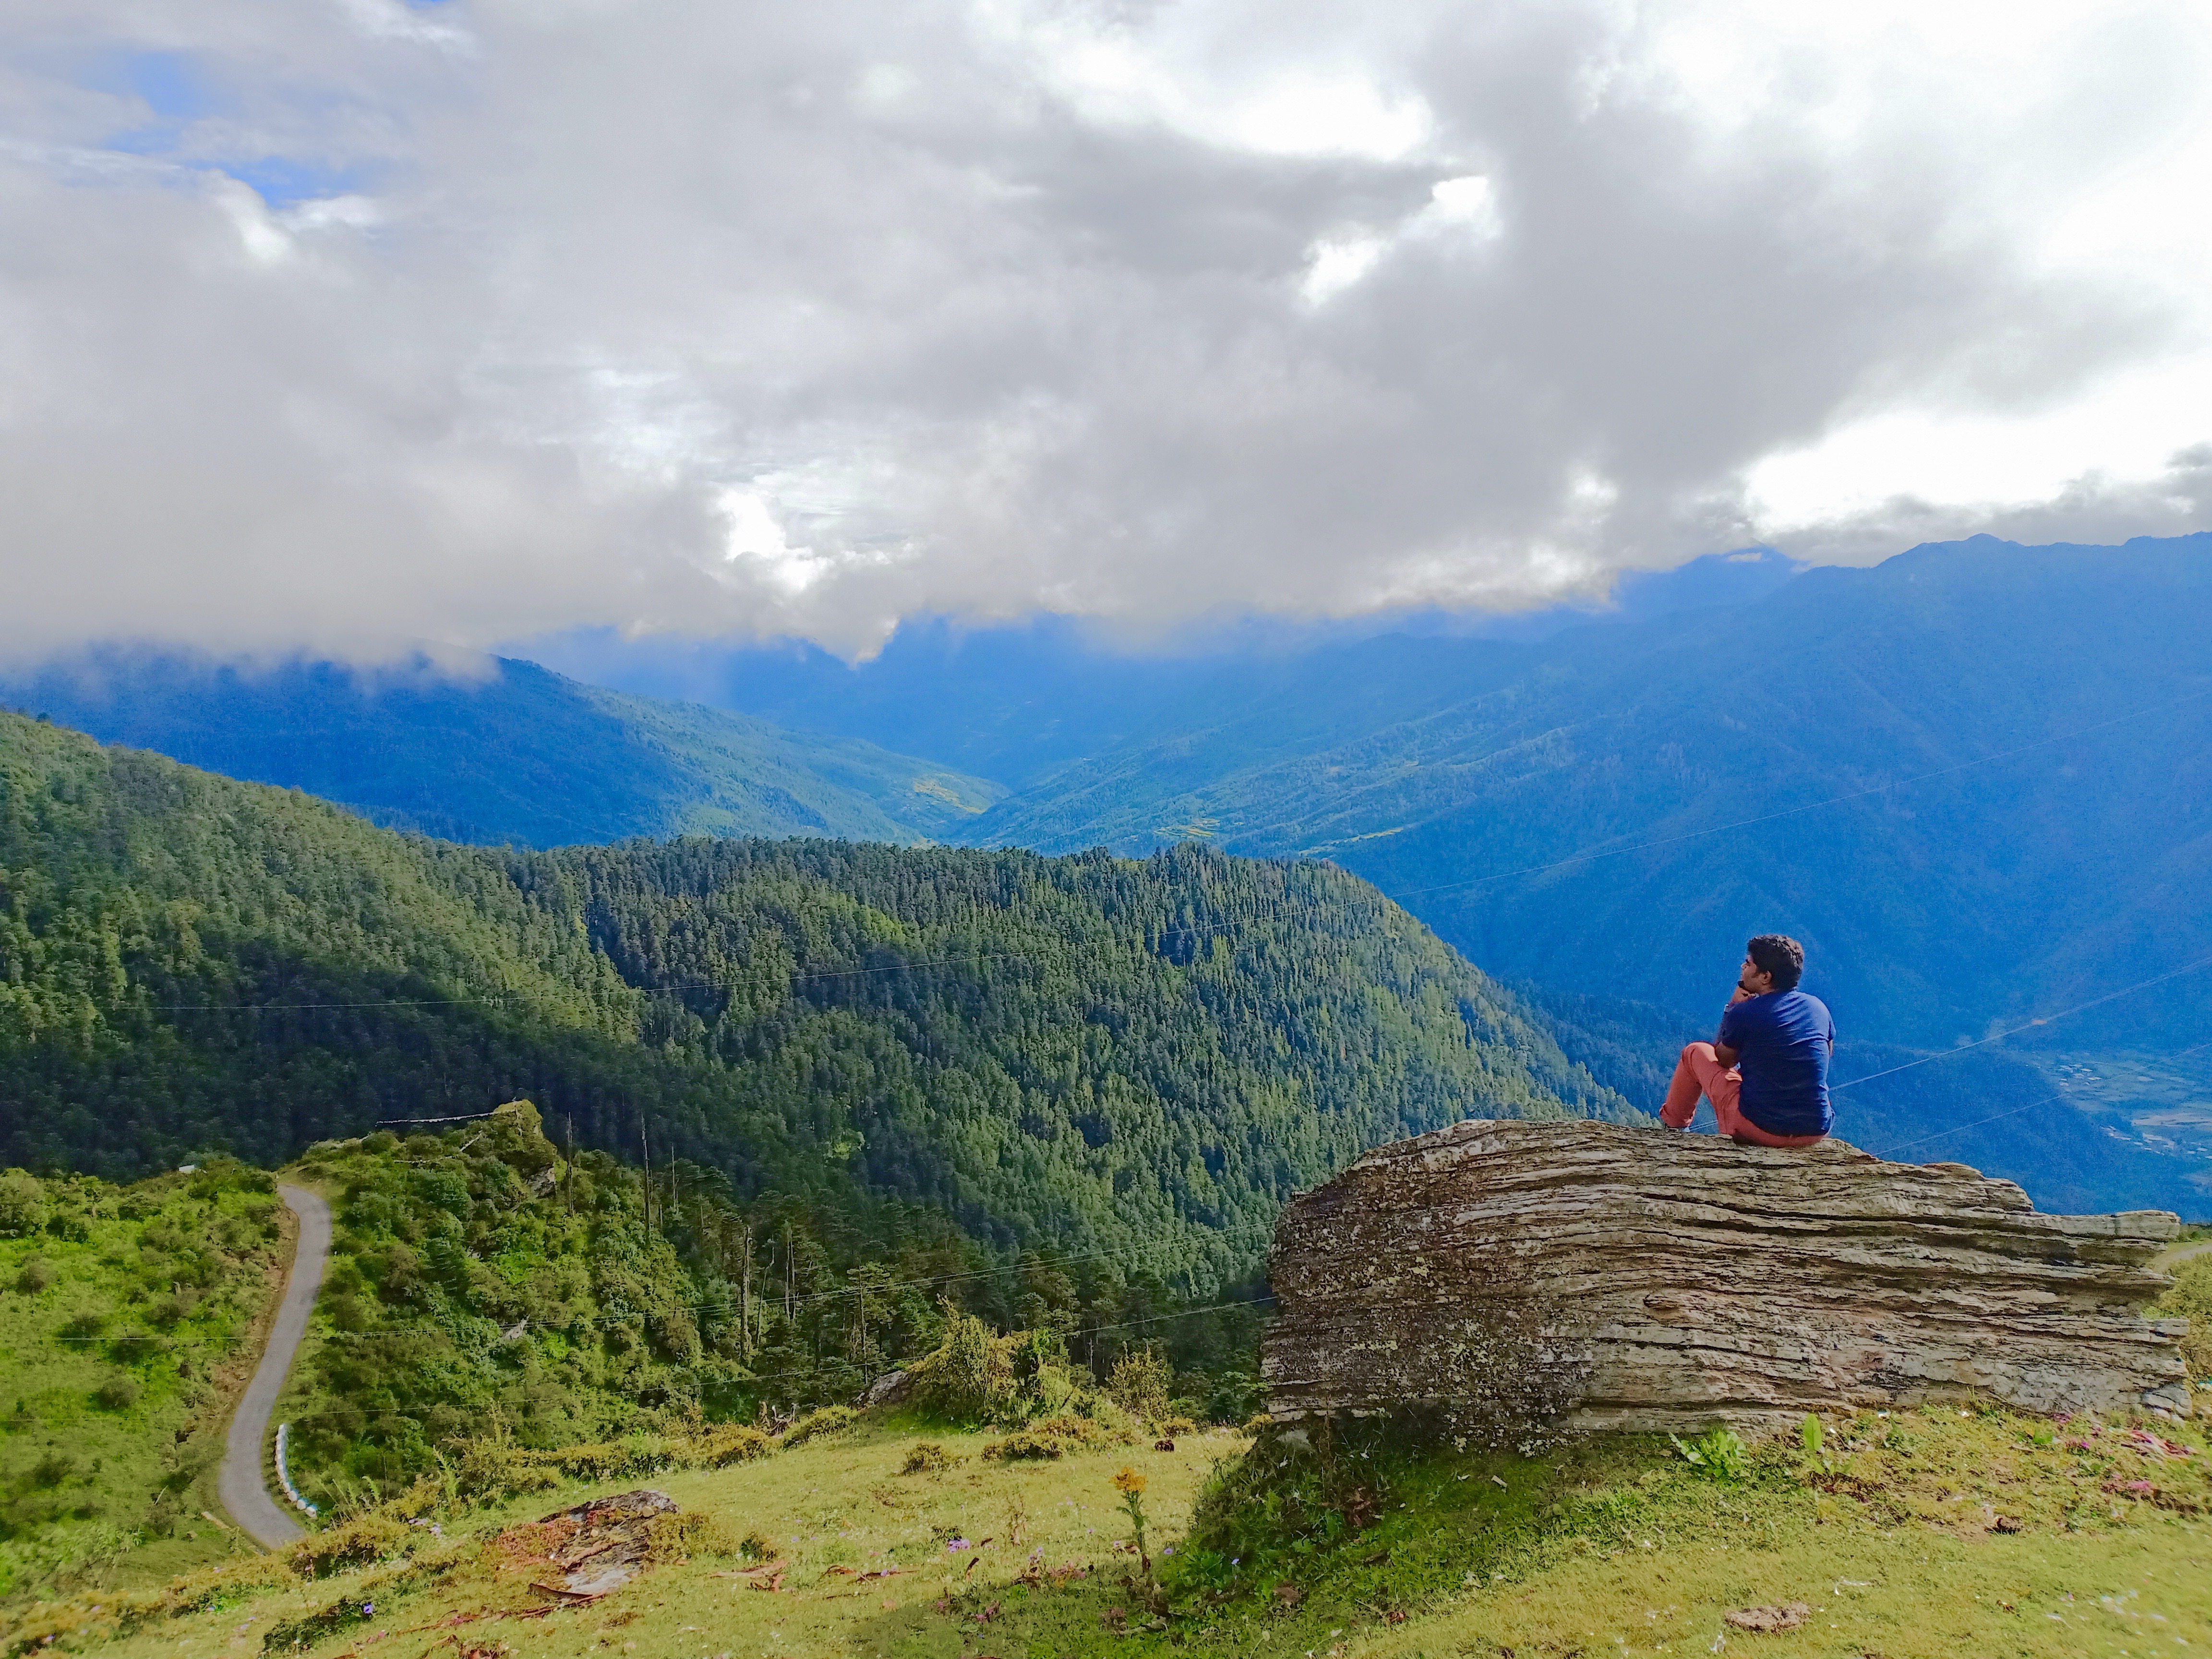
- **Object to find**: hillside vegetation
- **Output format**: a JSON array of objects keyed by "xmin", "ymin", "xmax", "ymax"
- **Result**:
[
  {"xmin": 267, "ymin": 1104, "xmax": 1270, "ymax": 1513},
  {"xmin": 9, "ymin": 1401, "xmax": 2210, "ymax": 1659},
  {"xmin": 0, "ymin": 653, "xmax": 1002, "ymax": 848},
  {"xmin": 0, "ymin": 709, "xmax": 1633, "ymax": 1285},
  {"xmin": 0, "ymin": 1162, "xmax": 290, "ymax": 1598}
]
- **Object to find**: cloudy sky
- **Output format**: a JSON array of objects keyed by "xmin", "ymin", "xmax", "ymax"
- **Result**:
[{"xmin": 5, "ymin": 0, "xmax": 2212, "ymax": 661}]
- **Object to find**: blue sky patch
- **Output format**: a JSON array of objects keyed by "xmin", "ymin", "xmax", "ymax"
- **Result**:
[{"xmin": 221, "ymin": 156, "xmax": 367, "ymax": 206}]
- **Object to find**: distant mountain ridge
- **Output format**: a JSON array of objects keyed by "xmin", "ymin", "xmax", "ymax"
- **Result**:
[
  {"xmin": 0, "ymin": 652, "xmax": 1002, "ymax": 849},
  {"xmin": 519, "ymin": 547, "xmax": 1810, "ymax": 786},
  {"xmin": 7, "ymin": 534, "xmax": 2210, "ymax": 1216},
  {"xmin": 964, "ymin": 534, "xmax": 2212, "ymax": 1050}
]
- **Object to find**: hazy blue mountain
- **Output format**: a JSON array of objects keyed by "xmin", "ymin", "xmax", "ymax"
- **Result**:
[
  {"xmin": 0, "ymin": 652, "xmax": 1003, "ymax": 848},
  {"xmin": 968, "ymin": 534, "xmax": 2212, "ymax": 1060},
  {"xmin": 516, "ymin": 549, "xmax": 1808, "ymax": 784}
]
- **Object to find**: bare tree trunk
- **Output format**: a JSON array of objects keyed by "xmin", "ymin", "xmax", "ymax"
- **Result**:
[{"xmin": 739, "ymin": 1222, "xmax": 755, "ymax": 1359}]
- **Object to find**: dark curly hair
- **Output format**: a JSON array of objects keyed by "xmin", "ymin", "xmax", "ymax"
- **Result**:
[{"xmin": 1746, "ymin": 934, "xmax": 1805, "ymax": 992}]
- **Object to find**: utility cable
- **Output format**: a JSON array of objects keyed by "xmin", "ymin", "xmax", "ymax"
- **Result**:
[
  {"xmin": 1867, "ymin": 1038, "xmax": 2212, "ymax": 1159},
  {"xmin": 1829, "ymin": 956, "xmax": 2212, "ymax": 1094}
]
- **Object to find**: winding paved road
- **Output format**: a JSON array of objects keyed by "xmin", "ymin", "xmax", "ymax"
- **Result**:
[{"xmin": 219, "ymin": 1184, "xmax": 330, "ymax": 1548}]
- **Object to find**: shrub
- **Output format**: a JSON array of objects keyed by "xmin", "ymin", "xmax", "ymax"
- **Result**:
[
  {"xmin": 2156, "ymin": 1255, "xmax": 2212, "ymax": 1382},
  {"xmin": 983, "ymin": 1414, "xmax": 1107, "ymax": 1461},
  {"xmin": 32, "ymin": 1451, "xmax": 76, "ymax": 1488},
  {"xmin": 650, "ymin": 1309, "xmax": 703, "ymax": 1366},
  {"xmin": 907, "ymin": 1310, "xmax": 1015, "ymax": 1423},
  {"xmin": 645, "ymin": 1511, "xmax": 740, "ymax": 1563},
  {"xmin": 15, "ymin": 1255, "xmax": 57, "ymax": 1294},
  {"xmin": 782, "ymin": 1405, "xmax": 857, "ymax": 1447},
  {"xmin": 94, "ymin": 1373, "xmax": 141, "ymax": 1411},
  {"xmin": 454, "ymin": 1435, "xmax": 562, "ymax": 1500},
  {"xmin": 900, "ymin": 1441, "xmax": 958, "ymax": 1475},
  {"xmin": 0, "ymin": 1170, "xmax": 47, "ymax": 1237},
  {"xmin": 284, "ymin": 1479, "xmax": 445, "ymax": 1575},
  {"xmin": 1202, "ymin": 1369, "xmax": 1265, "ymax": 1424},
  {"xmin": 740, "ymin": 1529, "xmax": 778, "ymax": 1562},
  {"xmin": 148, "ymin": 1292, "xmax": 195, "ymax": 1328},
  {"xmin": 1106, "ymin": 1348, "xmax": 1172, "ymax": 1424},
  {"xmin": 456, "ymin": 1422, "xmax": 775, "ymax": 1501},
  {"xmin": 697, "ymin": 1423, "xmax": 772, "ymax": 1467}
]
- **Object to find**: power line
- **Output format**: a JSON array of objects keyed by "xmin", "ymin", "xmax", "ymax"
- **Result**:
[
  {"xmin": 1867, "ymin": 1038, "xmax": 2212, "ymax": 1158},
  {"xmin": 1830, "ymin": 956, "xmax": 2212, "ymax": 1094},
  {"xmin": 1085, "ymin": 1294, "xmax": 1274, "ymax": 1334}
]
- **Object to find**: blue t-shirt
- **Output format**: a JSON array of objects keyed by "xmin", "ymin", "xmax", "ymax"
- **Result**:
[{"xmin": 1718, "ymin": 989, "xmax": 1836, "ymax": 1137}]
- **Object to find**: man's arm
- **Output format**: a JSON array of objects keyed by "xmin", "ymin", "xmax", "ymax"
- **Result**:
[{"xmin": 1713, "ymin": 984, "xmax": 1750, "ymax": 1066}]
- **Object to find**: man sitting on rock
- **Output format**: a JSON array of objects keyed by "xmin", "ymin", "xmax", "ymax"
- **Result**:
[{"xmin": 1659, "ymin": 934, "xmax": 1834, "ymax": 1148}]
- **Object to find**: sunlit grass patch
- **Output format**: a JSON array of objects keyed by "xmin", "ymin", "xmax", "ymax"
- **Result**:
[{"xmin": 13, "ymin": 1406, "xmax": 2211, "ymax": 1659}]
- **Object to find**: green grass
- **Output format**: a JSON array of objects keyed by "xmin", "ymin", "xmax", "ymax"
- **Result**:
[
  {"xmin": 11, "ymin": 1406, "xmax": 2209, "ymax": 1659},
  {"xmin": 0, "ymin": 1163, "xmax": 289, "ymax": 1600}
]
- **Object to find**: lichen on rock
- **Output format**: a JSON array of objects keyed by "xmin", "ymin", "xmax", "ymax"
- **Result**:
[{"xmin": 1262, "ymin": 1120, "xmax": 2192, "ymax": 1435}]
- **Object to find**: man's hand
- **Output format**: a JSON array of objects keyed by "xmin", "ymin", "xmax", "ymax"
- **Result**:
[{"xmin": 1728, "ymin": 982, "xmax": 1753, "ymax": 1005}]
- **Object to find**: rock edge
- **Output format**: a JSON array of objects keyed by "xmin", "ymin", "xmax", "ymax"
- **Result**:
[{"xmin": 1262, "ymin": 1119, "xmax": 2192, "ymax": 1433}]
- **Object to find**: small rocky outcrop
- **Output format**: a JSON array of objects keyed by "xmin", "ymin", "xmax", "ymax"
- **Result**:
[
  {"xmin": 1262, "ymin": 1120, "xmax": 2193, "ymax": 1435},
  {"xmin": 526, "ymin": 1489, "xmax": 679, "ymax": 1599}
]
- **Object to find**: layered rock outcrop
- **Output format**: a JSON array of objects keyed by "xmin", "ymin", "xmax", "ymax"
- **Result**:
[{"xmin": 1262, "ymin": 1120, "xmax": 2193, "ymax": 1434}]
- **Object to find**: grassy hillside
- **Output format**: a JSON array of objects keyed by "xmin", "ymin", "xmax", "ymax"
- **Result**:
[
  {"xmin": 0, "ymin": 709, "xmax": 1633, "ymax": 1283},
  {"xmin": 0, "ymin": 653, "xmax": 1002, "ymax": 848},
  {"xmin": 0, "ymin": 1162, "xmax": 289, "ymax": 1598},
  {"xmin": 0, "ymin": 1118, "xmax": 2202, "ymax": 1621},
  {"xmin": 10, "ymin": 1401, "xmax": 2210, "ymax": 1658},
  {"xmin": 264, "ymin": 1106, "xmax": 1276, "ymax": 1511}
]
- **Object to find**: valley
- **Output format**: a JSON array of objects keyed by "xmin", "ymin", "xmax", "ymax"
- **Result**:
[{"xmin": 21, "ymin": 537, "xmax": 2211, "ymax": 1214}]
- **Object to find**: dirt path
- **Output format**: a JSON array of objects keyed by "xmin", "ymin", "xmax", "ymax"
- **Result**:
[
  {"xmin": 218, "ymin": 1184, "xmax": 330, "ymax": 1548},
  {"xmin": 2156, "ymin": 1238, "xmax": 2212, "ymax": 1272}
]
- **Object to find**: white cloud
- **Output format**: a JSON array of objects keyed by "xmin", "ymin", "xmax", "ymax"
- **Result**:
[
  {"xmin": 0, "ymin": 0, "xmax": 2209, "ymax": 664},
  {"xmin": 1299, "ymin": 235, "xmax": 1386, "ymax": 306}
]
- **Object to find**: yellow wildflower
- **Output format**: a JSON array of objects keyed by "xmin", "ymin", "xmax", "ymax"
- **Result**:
[{"xmin": 1112, "ymin": 1466, "xmax": 1146, "ymax": 1496}]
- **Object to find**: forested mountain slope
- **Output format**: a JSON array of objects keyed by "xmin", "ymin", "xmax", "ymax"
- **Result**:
[
  {"xmin": 0, "ymin": 653, "xmax": 1001, "ymax": 848},
  {"xmin": 970, "ymin": 534, "xmax": 2212, "ymax": 1058},
  {"xmin": 0, "ymin": 711, "xmax": 1631, "ymax": 1286}
]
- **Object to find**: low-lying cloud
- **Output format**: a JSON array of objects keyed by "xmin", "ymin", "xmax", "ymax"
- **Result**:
[{"xmin": 3, "ymin": 0, "xmax": 2209, "ymax": 661}]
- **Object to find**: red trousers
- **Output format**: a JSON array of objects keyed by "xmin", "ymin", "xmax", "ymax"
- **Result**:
[{"xmin": 1660, "ymin": 1043, "xmax": 1826, "ymax": 1148}]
